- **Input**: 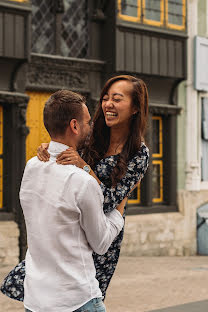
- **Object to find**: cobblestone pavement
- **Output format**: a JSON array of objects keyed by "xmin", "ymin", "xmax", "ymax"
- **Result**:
[{"xmin": 1, "ymin": 256, "xmax": 208, "ymax": 312}]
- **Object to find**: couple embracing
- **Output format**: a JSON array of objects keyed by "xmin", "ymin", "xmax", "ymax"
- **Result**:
[{"xmin": 1, "ymin": 75, "xmax": 149, "ymax": 311}]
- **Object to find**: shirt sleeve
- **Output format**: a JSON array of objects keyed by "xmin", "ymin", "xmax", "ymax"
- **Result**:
[
  {"xmin": 77, "ymin": 177, "xmax": 124, "ymax": 255},
  {"xmin": 100, "ymin": 143, "xmax": 149, "ymax": 213}
]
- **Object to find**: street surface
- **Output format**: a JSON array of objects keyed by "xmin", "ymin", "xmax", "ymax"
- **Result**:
[{"xmin": 1, "ymin": 257, "xmax": 208, "ymax": 312}]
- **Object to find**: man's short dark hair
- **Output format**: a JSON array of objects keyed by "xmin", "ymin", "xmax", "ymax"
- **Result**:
[{"xmin": 43, "ymin": 90, "xmax": 85, "ymax": 137}]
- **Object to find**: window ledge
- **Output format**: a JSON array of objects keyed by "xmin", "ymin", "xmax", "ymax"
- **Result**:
[
  {"xmin": 0, "ymin": 0, "xmax": 31, "ymax": 12},
  {"xmin": 126, "ymin": 204, "xmax": 178, "ymax": 215},
  {"xmin": 116, "ymin": 20, "xmax": 188, "ymax": 38},
  {"xmin": 0, "ymin": 212, "xmax": 15, "ymax": 221},
  {"xmin": 150, "ymin": 103, "xmax": 182, "ymax": 115}
]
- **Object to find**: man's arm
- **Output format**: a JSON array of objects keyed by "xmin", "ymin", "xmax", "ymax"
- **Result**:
[{"xmin": 78, "ymin": 177, "xmax": 124, "ymax": 255}]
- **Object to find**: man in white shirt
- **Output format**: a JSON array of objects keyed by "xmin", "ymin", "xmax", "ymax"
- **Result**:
[{"xmin": 20, "ymin": 90, "xmax": 125, "ymax": 312}]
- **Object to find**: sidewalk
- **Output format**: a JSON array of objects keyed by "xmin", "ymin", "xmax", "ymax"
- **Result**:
[{"xmin": 1, "ymin": 256, "xmax": 208, "ymax": 312}]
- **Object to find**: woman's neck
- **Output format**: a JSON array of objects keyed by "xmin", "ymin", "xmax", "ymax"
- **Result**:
[
  {"xmin": 110, "ymin": 123, "xmax": 130, "ymax": 143},
  {"xmin": 105, "ymin": 126, "xmax": 129, "ymax": 156}
]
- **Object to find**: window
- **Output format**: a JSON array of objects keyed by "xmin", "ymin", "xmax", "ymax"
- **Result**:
[
  {"xmin": 117, "ymin": 0, "xmax": 186, "ymax": 31},
  {"xmin": 143, "ymin": 0, "xmax": 164, "ymax": 27},
  {"xmin": 127, "ymin": 112, "xmax": 177, "ymax": 214},
  {"xmin": 31, "ymin": 0, "xmax": 89, "ymax": 58},
  {"xmin": 166, "ymin": 0, "xmax": 186, "ymax": 30},
  {"xmin": 0, "ymin": 106, "xmax": 3, "ymax": 209},
  {"xmin": 32, "ymin": 0, "xmax": 56, "ymax": 54},
  {"xmin": 61, "ymin": 0, "xmax": 88, "ymax": 58},
  {"xmin": 118, "ymin": 0, "xmax": 141, "ymax": 22},
  {"xmin": 127, "ymin": 115, "xmax": 164, "ymax": 208}
]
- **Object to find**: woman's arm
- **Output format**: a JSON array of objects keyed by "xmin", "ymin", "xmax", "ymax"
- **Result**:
[
  {"xmin": 56, "ymin": 148, "xmax": 102, "ymax": 185},
  {"xmin": 116, "ymin": 197, "xmax": 128, "ymax": 216}
]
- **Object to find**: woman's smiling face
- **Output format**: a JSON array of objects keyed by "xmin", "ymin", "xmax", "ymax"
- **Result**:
[{"xmin": 101, "ymin": 80, "xmax": 137, "ymax": 128}]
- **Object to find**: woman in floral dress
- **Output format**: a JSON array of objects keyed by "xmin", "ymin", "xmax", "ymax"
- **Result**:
[{"xmin": 1, "ymin": 75, "xmax": 149, "ymax": 301}]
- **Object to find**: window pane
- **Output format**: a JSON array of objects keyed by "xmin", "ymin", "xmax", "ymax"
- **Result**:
[
  {"xmin": 152, "ymin": 163, "xmax": 160, "ymax": 199},
  {"xmin": 153, "ymin": 119, "xmax": 160, "ymax": 154},
  {"xmin": 32, "ymin": 0, "xmax": 55, "ymax": 54},
  {"xmin": 145, "ymin": 0, "xmax": 161, "ymax": 22},
  {"xmin": 168, "ymin": 0, "xmax": 184, "ymax": 26},
  {"xmin": 61, "ymin": 0, "xmax": 88, "ymax": 58},
  {"xmin": 152, "ymin": 117, "xmax": 163, "ymax": 156},
  {"xmin": 152, "ymin": 162, "xmax": 163, "ymax": 202},
  {"xmin": 128, "ymin": 183, "xmax": 140, "ymax": 204},
  {"xmin": 128, "ymin": 188, "xmax": 137, "ymax": 200},
  {"xmin": 121, "ymin": 0, "xmax": 138, "ymax": 17}
]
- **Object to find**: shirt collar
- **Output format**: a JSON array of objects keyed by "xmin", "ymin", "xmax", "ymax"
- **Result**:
[{"xmin": 48, "ymin": 141, "xmax": 70, "ymax": 159}]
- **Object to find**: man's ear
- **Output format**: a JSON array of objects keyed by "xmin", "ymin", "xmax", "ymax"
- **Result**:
[{"xmin": 69, "ymin": 119, "xmax": 79, "ymax": 135}]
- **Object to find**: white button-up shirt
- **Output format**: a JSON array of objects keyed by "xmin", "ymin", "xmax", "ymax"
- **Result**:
[{"xmin": 20, "ymin": 141, "xmax": 124, "ymax": 312}]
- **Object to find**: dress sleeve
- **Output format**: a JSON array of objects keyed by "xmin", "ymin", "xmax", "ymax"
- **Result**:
[{"xmin": 100, "ymin": 143, "xmax": 149, "ymax": 213}]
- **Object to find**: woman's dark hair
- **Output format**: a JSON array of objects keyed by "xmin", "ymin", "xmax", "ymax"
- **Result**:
[{"xmin": 82, "ymin": 75, "xmax": 149, "ymax": 186}]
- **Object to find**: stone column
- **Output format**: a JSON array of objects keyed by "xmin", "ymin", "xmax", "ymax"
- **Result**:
[{"xmin": 185, "ymin": 0, "xmax": 200, "ymax": 191}]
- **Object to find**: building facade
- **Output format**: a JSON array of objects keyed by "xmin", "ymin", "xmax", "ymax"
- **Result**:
[
  {"xmin": 1, "ymin": 0, "xmax": 207, "ymax": 264},
  {"xmin": 121, "ymin": 0, "xmax": 208, "ymax": 256}
]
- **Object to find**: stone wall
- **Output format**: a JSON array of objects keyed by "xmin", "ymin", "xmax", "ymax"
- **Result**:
[
  {"xmin": 0, "ymin": 221, "xmax": 19, "ymax": 266},
  {"xmin": 1, "ymin": 190, "xmax": 208, "ymax": 262},
  {"xmin": 121, "ymin": 190, "xmax": 208, "ymax": 256}
]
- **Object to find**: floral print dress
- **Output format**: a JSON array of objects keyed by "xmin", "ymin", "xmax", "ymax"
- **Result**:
[
  {"xmin": 93, "ymin": 142, "xmax": 149, "ymax": 298},
  {"xmin": 1, "ymin": 143, "xmax": 149, "ymax": 302}
]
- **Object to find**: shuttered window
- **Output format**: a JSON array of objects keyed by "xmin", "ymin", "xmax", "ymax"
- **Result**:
[{"xmin": 201, "ymin": 97, "xmax": 208, "ymax": 181}]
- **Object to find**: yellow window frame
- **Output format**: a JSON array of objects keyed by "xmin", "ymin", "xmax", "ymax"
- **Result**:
[
  {"xmin": 8, "ymin": 0, "xmax": 29, "ymax": 2},
  {"xmin": 127, "ymin": 183, "xmax": 140, "ymax": 204},
  {"xmin": 165, "ymin": 0, "xmax": 186, "ymax": 31},
  {"xmin": 0, "ymin": 106, "xmax": 3, "ymax": 209},
  {"xmin": 143, "ymin": 0, "xmax": 164, "ymax": 27},
  {"xmin": 117, "ymin": 0, "xmax": 141, "ymax": 22},
  {"xmin": 152, "ymin": 160, "xmax": 163, "ymax": 203},
  {"xmin": 152, "ymin": 116, "xmax": 163, "ymax": 158}
]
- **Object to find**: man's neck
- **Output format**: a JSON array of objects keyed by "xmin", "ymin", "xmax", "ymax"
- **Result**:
[{"xmin": 51, "ymin": 137, "xmax": 77, "ymax": 150}]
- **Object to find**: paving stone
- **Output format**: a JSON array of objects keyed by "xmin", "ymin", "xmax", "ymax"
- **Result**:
[{"xmin": 1, "ymin": 257, "xmax": 208, "ymax": 312}]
